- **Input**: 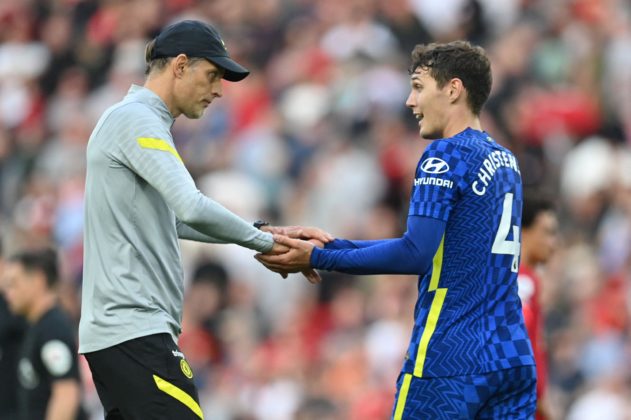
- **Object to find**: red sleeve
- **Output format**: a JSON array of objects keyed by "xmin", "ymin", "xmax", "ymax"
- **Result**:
[
  {"xmin": 521, "ymin": 300, "xmax": 536, "ymax": 342},
  {"xmin": 518, "ymin": 268, "xmax": 547, "ymax": 400},
  {"xmin": 517, "ymin": 270, "xmax": 537, "ymax": 342}
]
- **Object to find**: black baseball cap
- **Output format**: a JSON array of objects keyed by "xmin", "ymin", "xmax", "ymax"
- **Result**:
[{"xmin": 151, "ymin": 20, "xmax": 249, "ymax": 82}]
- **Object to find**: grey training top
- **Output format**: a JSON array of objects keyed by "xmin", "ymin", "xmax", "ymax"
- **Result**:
[{"xmin": 79, "ymin": 85, "xmax": 273, "ymax": 353}]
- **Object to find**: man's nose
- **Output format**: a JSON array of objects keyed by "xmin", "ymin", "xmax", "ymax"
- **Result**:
[
  {"xmin": 405, "ymin": 92, "xmax": 414, "ymax": 108},
  {"xmin": 212, "ymin": 81, "xmax": 223, "ymax": 98}
]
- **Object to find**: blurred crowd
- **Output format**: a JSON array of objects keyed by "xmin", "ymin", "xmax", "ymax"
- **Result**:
[{"xmin": 0, "ymin": 0, "xmax": 630, "ymax": 418}]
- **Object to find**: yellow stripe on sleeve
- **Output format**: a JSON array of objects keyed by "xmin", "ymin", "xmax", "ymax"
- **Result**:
[
  {"xmin": 153, "ymin": 375, "xmax": 204, "ymax": 419},
  {"xmin": 393, "ymin": 373, "xmax": 413, "ymax": 420},
  {"xmin": 413, "ymin": 235, "xmax": 448, "ymax": 378},
  {"xmin": 137, "ymin": 137, "xmax": 183, "ymax": 163},
  {"xmin": 428, "ymin": 235, "xmax": 445, "ymax": 291}
]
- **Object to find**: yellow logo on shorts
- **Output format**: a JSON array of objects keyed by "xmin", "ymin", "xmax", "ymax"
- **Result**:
[{"xmin": 180, "ymin": 359, "xmax": 193, "ymax": 379}]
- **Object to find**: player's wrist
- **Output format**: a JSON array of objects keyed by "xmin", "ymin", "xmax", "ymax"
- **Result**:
[
  {"xmin": 253, "ymin": 220, "xmax": 270, "ymax": 230},
  {"xmin": 309, "ymin": 245, "xmax": 323, "ymax": 268}
]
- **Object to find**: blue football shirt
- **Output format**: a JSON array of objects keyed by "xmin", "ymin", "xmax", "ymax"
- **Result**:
[{"xmin": 402, "ymin": 127, "xmax": 534, "ymax": 378}]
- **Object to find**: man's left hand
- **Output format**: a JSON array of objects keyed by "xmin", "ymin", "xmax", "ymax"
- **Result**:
[{"xmin": 261, "ymin": 225, "xmax": 333, "ymax": 248}]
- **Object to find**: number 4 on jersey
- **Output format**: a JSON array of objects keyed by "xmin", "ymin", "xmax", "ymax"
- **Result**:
[{"xmin": 492, "ymin": 193, "xmax": 521, "ymax": 272}]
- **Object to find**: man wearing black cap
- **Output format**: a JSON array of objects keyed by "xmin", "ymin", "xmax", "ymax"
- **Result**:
[
  {"xmin": 141, "ymin": 19, "xmax": 251, "ymax": 119},
  {"xmin": 79, "ymin": 20, "xmax": 323, "ymax": 419}
]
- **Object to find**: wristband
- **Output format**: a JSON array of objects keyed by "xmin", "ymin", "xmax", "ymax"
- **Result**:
[{"xmin": 253, "ymin": 220, "xmax": 270, "ymax": 230}]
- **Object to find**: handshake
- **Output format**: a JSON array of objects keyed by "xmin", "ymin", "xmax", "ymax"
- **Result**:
[{"xmin": 255, "ymin": 225, "xmax": 335, "ymax": 284}]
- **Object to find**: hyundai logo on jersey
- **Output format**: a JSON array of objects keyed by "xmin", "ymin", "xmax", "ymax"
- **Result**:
[{"xmin": 420, "ymin": 157, "xmax": 450, "ymax": 174}]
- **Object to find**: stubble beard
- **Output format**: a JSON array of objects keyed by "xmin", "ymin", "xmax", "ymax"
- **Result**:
[{"xmin": 183, "ymin": 105, "xmax": 205, "ymax": 119}]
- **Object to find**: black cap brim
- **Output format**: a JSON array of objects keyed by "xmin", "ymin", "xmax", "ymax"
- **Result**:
[{"xmin": 207, "ymin": 56, "xmax": 249, "ymax": 82}]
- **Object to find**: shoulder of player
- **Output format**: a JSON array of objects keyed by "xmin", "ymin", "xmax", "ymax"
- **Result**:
[
  {"xmin": 420, "ymin": 138, "xmax": 474, "ymax": 175},
  {"xmin": 488, "ymin": 140, "xmax": 517, "ymax": 157},
  {"xmin": 34, "ymin": 308, "xmax": 75, "ymax": 342},
  {"xmin": 92, "ymin": 101, "xmax": 165, "ymax": 140},
  {"xmin": 106, "ymin": 101, "xmax": 164, "ymax": 126},
  {"xmin": 94, "ymin": 102, "xmax": 172, "ymax": 149},
  {"xmin": 463, "ymin": 136, "xmax": 520, "ymax": 172},
  {"xmin": 424, "ymin": 137, "xmax": 471, "ymax": 157}
]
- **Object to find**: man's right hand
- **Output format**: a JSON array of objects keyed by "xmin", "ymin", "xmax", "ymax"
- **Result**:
[{"xmin": 264, "ymin": 237, "xmax": 321, "ymax": 284}]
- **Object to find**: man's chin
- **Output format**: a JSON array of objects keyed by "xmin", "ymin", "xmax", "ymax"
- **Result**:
[
  {"xmin": 184, "ymin": 109, "xmax": 205, "ymax": 119},
  {"xmin": 184, "ymin": 111, "xmax": 204, "ymax": 120}
]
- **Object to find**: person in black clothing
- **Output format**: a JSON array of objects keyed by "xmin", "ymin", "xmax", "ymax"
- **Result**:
[
  {"xmin": 3, "ymin": 248, "xmax": 85, "ymax": 420},
  {"xmin": 0, "ymin": 294, "xmax": 27, "ymax": 420},
  {"xmin": 0, "ymin": 239, "xmax": 27, "ymax": 420}
]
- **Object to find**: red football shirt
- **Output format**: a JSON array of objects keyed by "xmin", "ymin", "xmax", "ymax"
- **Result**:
[{"xmin": 517, "ymin": 265, "xmax": 547, "ymax": 414}]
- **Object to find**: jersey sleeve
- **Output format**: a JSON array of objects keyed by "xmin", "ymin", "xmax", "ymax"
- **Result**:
[
  {"xmin": 310, "ymin": 216, "xmax": 445, "ymax": 275},
  {"xmin": 324, "ymin": 238, "xmax": 389, "ymax": 250},
  {"xmin": 39, "ymin": 339, "xmax": 75, "ymax": 380},
  {"xmin": 107, "ymin": 104, "xmax": 273, "ymax": 253},
  {"xmin": 408, "ymin": 140, "xmax": 469, "ymax": 221},
  {"xmin": 37, "ymin": 320, "xmax": 79, "ymax": 382},
  {"xmin": 176, "ymin": 218, "xmax": 229, "ymax": 243}
]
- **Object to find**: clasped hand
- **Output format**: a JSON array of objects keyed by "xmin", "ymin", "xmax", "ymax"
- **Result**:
[{"xmin": 256, "ymin": 226, "xmax": 334, "ymax": 284}]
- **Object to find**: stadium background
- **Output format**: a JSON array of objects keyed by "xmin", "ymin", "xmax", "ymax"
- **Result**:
[{"xmin": 0, "ymin": 0, "xmax": 630, "ymax": 418}]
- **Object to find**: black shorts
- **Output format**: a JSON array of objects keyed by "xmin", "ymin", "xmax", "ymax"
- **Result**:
[{"xmin": 84, "ymin": 333, "xmax": 202, "ymax": 420}]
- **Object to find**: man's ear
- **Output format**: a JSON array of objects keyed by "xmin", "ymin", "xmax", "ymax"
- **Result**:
[
  {"xmin": 172, "ymin": 54, "xmax": 189, "ymax": 78},
  {"xmin": 447, "ymin": 78, "xmax": 465, "ymax": 104}
]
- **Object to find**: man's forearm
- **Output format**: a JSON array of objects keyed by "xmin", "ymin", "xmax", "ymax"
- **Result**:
[
  {"xmin": 176, "ymin": 218, "xmax": 230, "ymax": 243},
  {"xmin": 311, "ymin": 216, "xmax": 445, "ymax": 274},
  {"xmin": 312, "ymin": 236, "xmax": 432, "ymax": 274},
  {"xmin": 46, "ymin": 380, "xmax": 80, "ymax": 420},
  {"xmin": 324, "ymin": 238, "xmax": 390, "ymax": 250},
  {"xmin": 168, "ymin": 189, "xmax": 272, "ymax": 252}
]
